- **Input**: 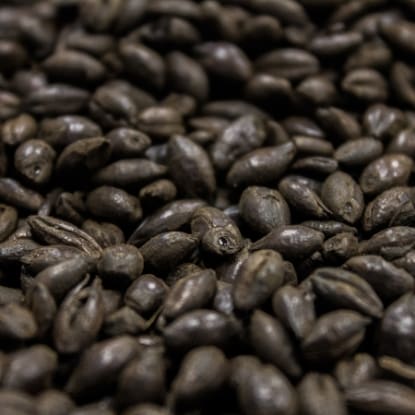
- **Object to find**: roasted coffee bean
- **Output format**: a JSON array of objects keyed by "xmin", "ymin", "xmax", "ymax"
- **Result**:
[
  {"xmin": 250, "ymin": 310, "xmax": 301, "ymax": 378},
  {"xmin": 292, "ymin": 156, "xmax": 339, "ymax": 176},
  {"xmin": 97, "ymin": 244, "xmax": 144, "ymax": 285},
  {"xmin": 310, "ymin": 267, "xmax": 383, "ymax": 318},
  {"xmin": 360, "ymin": 226, "xmax": 415, "ymax": 260},
  {"xmin": 2, "ymin": 345, "xmax": 57, "ymax": 393},
  {"xmin": 227, "ymin": 142, "xmax": 296, "ymax": 188},
  {"xmin": 301, "ymin": 220, "xmax": 357, "ymax": 237},
  {"xmin": 379, "ymin": 293, "xmax": 415, "ymax": 365},
  {"xmin": 239, "ymin": 186, "xmax": 291, "ymax": 236},
  {"xmin": 251, "ymin": 225, "xmax": 324, "ymax": 259},
  {"xmin": 163, "ymin": 309, "xmax": 237, "ymax": 351},
  {"xmin": 139, "ymin": 179, "xmax": 177, "ymax": 209},
  {"xmin": 256, "ymin": 48, "xmax": 319, "ymax": 81},
  {"xmin": 272, "ymin": 285, "xmax": 316, "ymax": 340},
  {"xmin": 334, "ymin": 137, "xmax": 384, "ymax": 167},
  {"xmin": 342, "ymin": 68, "xmax": 388, "ymax": 102},
  {"xmin": 191, "ymin": 206, "xmax": 243, "ymax": 256},
  {"xmin": 140, "ymin": 232, "xmax": 198, "ymax": 273},
  {"xmin": 56, "ymin": 137, "xmax": 111, "ymax": 179},
  {"xmin": 363, "ymin": 187, "xmax": 415, "ymax": 232},
  {"xmin": 92, "ymin": 158, "xmax": 167, "ymax": 188},
  {"xmin": 302, "ymin": 310, "xmax": 370, "ymax": 364},
  {"xmin": 335, "ymin": 353, "xmax": 378, "ymax": 390},
  {"xmin": 82, "ymin": 220, "xmax": 125, "ymax": 248},
  {"xmin": 360, "ymin": 154, "xmax": 413, "ymax": 195},
  {"xmin": 125, "ymin": 274, "xmax": 168, "ymax": 316},
  {"xmin": 292, "ymin": 135, "xmax": 334, "ymax": 156},
  {"xmin": 279, "ymin": 175, "xmax": 331, "ymax": 219},
  {"xmin": 346, "ymin": 380, "xmax": 415, "ymax": 415},
  {"xmin": 210, "ymin": 114, "xmax": 267, "ymax": 171},
  {"xmin": 316, "ymin": 107, "xmax": 361, "ymax": 142},
  {"xmin": 380, "ymin": 18, "xmax": 415, "ymax": 56},
  {"xmin": 107, "ymin": 128, "xmax": 151, "ymax": 159},
  {"xmin": 0, "ymin": 303, "xmax": 37, "ymax": 341},
  {"xmin": 235, "ymin": 361, "xmax": 298, "ymax": 415},
  {"xmin": 195, "ymin": 42, "xmax": 252, "ymax": 82},
  {"xmin": 117, "ymin": 348, "xmax": 166, "ymax": 407},
  {"xmin": 128, "ymin": 199, "xmax": 206, "ymax": 247},
  {"xmin": 168, "ymin": 135, "xmax": 216, "ymax": 199},
  {"xmin": 233, "ymin": 250, "xmax": 285, "ymax": 312},
  {"xmin": 24, "ymin": 279, "xmax": 57, "ymax": 337},
  {"xmin": 0, "ymin": 390, "xmax": 35, "ymax": 415},
  {"xmin": 40, "ymin": 116, "xmax": 102, "ymax": 149},
  {"xmin": 0, "ymin": 178, "xmax": 44, "ymax": 211},
  {"xmin": 321, "ymin": 172, "xmax": 364, "ymax": 224},
  {"xmin": 136, "ymin": 106, "xmax": 184, "ymax": 139},
  {"xmin": 1, "ymin": 113, "xmax": 37, "ymax": 147},
  {"xmin": 36, "ymin": 389, "xmax": 75, "ymax": 415},
  {"xmin": 25, "ymin": 84, "xmax": 89, "ymax": 115},
  {"xmin": 322, "ymin": 232, "xmax": 359, "ymax": 264},
  {"xmin": 89, "ymin": 81, "xmax": 155, "ymax": 129},
  {"xmin": 363, "ymin": 104, "xmax": 406, "ymax": 141},
  {"xmin": 27, "ymin": 216, "xmax": 102, "ymax": 260},
  {"xmin": 43, "ymin": 50, "xmax": 107, "ymax": 86},
  {"xmin": 166, "ymin": 52, "xmax": 209, "ymax": 102},
  {"xmin": 86, "ymin": 186, "xmax": 142, "ymax": 225},
  {"xmin": 20, "ymin": 245, "xmax": 86, "ymax": 274},
  {"xmin": 172, "ymin": 346, "xmax": 227, "ymax": 406},
  {"xmin": 162, "ymin": 269, "xmax": 216, "ymax": 320},
  {"xmin": 345, "ymin": 255, "xmax": 414, "ymax": 303},
  {"xmin": 103, "ymin": 306, "xmax": 146, "ymax": 336},
  {"xmin": 345, "ymin": 39, "xmax": 392, "ymax": 71},
  {"xmin": 378, "ymin": 355, "xmax": 415, "ymax": 386},
  {"xmin": 14, "ymin": 139, "xmax": 56, "ymax": 186},
  {"xmin": 0, "ymin": 204, "xmax": 18, "ymax": 243},
  {"xmin": 119, "ymin": 42, "xmax": 165, "ymax": 91},
  {"xmin": 65, "ymin": 336, "xmax": 139, "ymax": 399},
  {"xmin": 53, "ymin": 278, "xmax": 104, "ymax": 354},
  {"xmin": 298, "ymin": 373, "xmax": 347, "ymax": 415},
  {"xmin": 388, "ymin": 128, "xmax": 415, "ymax": 156}
]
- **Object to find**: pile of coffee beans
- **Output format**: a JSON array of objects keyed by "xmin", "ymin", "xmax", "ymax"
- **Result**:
[{"xmin": 3, "ymin": 0, "xmax": 415, "ymax": 414}]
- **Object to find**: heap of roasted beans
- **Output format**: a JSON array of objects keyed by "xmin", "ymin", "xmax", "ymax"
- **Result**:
[{"xmin": 2, "ymin": 0, "xmax": 415, "ymax": 414}]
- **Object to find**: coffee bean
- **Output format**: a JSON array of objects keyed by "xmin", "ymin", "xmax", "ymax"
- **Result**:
[
  {"xmin": 125, "ymin": 274, "xmax": 168, "ymax": 317},
  {"xmin": 117, "ymin": 348, "xmax": 166, "ymax": 407},
  {"xmin": 168, "ymin": 135, "xmax": 216, "ymax": 199},
  {"xmin": 65, "ymin": 336, "xmax": 139, "ymax": 399},
  {"xmin": 346, "ymin": 380, "xmax": 415, "ymax": 415},
  {"xmin": 140, "ymin": 232, "xmax": 198, "ymax": 273},
  {"xmin": 321, "ymin": 172, "xmax": 364, "ymax": 224},
  {"xmin": 172, "ymin": 346, "xmax": 228, "ymax": 406},
  {"xmin": 211, "ymin": 114, "xmax": 267, "ymax": 171},
  {"xmin": 2, "ymin": 345, "xmax": 57, "ymax": 393},
  {"xmin": 302, "ymin": 310, "xmax": 370, "ymax": 364},
  {"xmin": 334, "ymin": 137, "xmax": 384, "ymax": 167},
  {"xmin": 251, "ymin": 225, "xmax": 324, "ymax": 259},
  {"xmin": 53, "ymin": 278, "xmax": 104, "ymax": 354},
  {"xmin": 163, "ymin": 309, "xmax": 237, "ymax": 351},
  {"xmin": 298, "ymin": 373, "xmax": 347, "ymax": 415},
  {"xmin": 310, "ymin": 267, "xmax": 384, "ymax": 318},
  {"xmin": 279, "ymin": 175, "xmax": 331, "ymax": 219},
  {"xmin": 239, "ymin": 186, "xmax": 291, "ymax": 236},
  {"xmin": 360, "ymin": 154, "xmax": 413, "ymax": 195},
  {"xmin": 191, "ymin": 206, "xmax": 243, "ymax": 256},
  {"xmin": 233, "ymin": 250, "xmax": 285, "ymax": 312},
  {"xmin": 250, "ymin": 310, "xmax": 301, "ymax": 378},
  {"xmin": 162, "ymin": 269, "xmax": 216, "ymax": 320},
  {"xmin": 86, "ymin": 186, "xmax": 142, "ymax": 225},
  {"xmin": 335, "ymin": 353, "xmax": 378, "ymax": 390},
  {"xmin": 227, "ymin": 142, "xmax": 296, "ymax": 188}
]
